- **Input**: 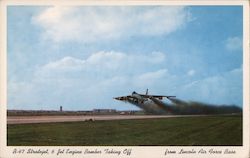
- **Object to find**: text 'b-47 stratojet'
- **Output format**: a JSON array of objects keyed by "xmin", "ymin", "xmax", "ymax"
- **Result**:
[{"xmin": 114, "ymin": 89, "xmax": 176, "ymax": 114}]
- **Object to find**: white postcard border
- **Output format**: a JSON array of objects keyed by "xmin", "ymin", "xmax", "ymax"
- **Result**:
[{"xmin": 0, "ymin": 0, "xmax": 249, "ymax": 158}]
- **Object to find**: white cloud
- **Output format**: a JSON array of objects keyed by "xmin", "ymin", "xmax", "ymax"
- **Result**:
[
  {"xmin": 225, "ymin": 36, "xmax": 242, "ymax": 51},
  {"xmin": 9, "ymin": 49, "xmax": 243, "ymax": 109},
  {"xmin": 32, "ymin": 6, "xmax": 191, "ymax": 43},
  {"xmin": 138, "ymin": 69, "xmax": 167, "ymax": 80},
  {"xmin": 187, "ymin": 69, "xmax": 195, "ymax": 76},
  {"xmin": 43, "ymin": 56, "xmax": 85, "ymax": 71},
  {"xmin": 134, "ymin": 69, "xmax": 168, "ymax": 87},
  {"xmin": 8, "ymin": 49, "xmax": 243, "ymax": 109},
  {"xmin": 8, "ymin": 51, "xmax": 169, "ymax": 110},
  {"xmin": 36, "ymin": 51, "xmax": 166, "ymax": 78},
  {"xmin": 181, "ymin": 67, "xmax": 242, "ymax": 106}
]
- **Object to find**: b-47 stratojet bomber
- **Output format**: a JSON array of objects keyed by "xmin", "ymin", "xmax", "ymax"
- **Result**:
[
  {"xmin": 114, "ymin": 89, "xmax": 176, "ymax": 114},
  {"xmin": 114, "ymin": 89, "xmax": 242, "ymax": 115}
]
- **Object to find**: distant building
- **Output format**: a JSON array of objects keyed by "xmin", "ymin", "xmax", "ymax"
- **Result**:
[
  {"xmin": 119, "ymin": 110, "xmax": 136, "ymax": 115},
  {"xmin": 93, "ymin": 109, "xmax": 116, "ymax": 114},
  {"xmin": 60, "ymin": 106, "xmax": 63, "ymax": 112}
]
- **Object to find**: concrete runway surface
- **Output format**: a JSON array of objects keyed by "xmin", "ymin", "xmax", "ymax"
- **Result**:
[{"xmin": 7, "ymin": 115, "xmax": 200, "ymax": 124}]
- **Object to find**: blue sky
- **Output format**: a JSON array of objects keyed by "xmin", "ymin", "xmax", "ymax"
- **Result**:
[{"xmin": 7, "ymin": 6, "xmax": 243, "ymax": 110}]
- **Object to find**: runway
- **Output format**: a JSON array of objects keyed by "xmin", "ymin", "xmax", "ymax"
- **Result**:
[{"xmin": 7, "ymin": 115, "xmax": 200, "ymax": 124}]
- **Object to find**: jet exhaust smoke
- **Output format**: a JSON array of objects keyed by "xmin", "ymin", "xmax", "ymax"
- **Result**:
[
  {"xmin": 127, "ymin": 97, "xmax": 242, "ymax": 115},
  {"xmin": 167, "ymin": 98, "xmax": 242, "ymax": 115},
  {"xmin": 115, "ymin": 91, "xmax": 242, "ymax": 115}
]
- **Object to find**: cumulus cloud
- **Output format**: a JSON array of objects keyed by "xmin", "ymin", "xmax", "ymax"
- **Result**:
[
  {"xmin": 225, "ymin": 36, "xmax": 242, "ymax": 51},
  {"xmin": 43, "ymin": 56, "xmax": 85, "ymax": 71},
  {"xmin": 8, "ymin": 49, "xmax": 243, "ymax": 110},
  {"xmin": 133, "ymin": 69, "xmax": 168, "ymax": 87},
  {"xmin": 32, "ymin": 6, "xmax": 191, "ymax": 43},
  {"xmin": 36, "ymin": 51, "xmax": 166, "ymax": 78},
  {"xmin": 181, "ymin": 67, "xmax": 242, "ymax": 106},
  {"xmin": 8, "ymin": 52, "xmax": 243, "ymax": 110},
  {"xmin": 187, "ymin": 69, "xmax": 196, "ymax": 76},
  {"xmin": 8, "ymin": 51, "xmax": 169, "ymax": 110}
]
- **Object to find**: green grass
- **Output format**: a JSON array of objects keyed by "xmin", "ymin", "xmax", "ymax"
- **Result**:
[{"xmin": 7, "ymin": 115, "xmax": 242, "ymax": 146}]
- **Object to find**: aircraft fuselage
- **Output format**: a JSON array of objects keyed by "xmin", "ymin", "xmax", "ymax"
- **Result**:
[
  {"xmin": 114, "ymin": 90, "xmax": 175, "ymax": 114},
  {"xmin": 131, "ymin": 92, "xmax": 148, "ymax": 103}
]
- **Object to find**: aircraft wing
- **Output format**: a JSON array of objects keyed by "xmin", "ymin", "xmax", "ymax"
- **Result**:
[{"xmin": 139, "ymin": 95, "xmax": 176, "ymax": 100}]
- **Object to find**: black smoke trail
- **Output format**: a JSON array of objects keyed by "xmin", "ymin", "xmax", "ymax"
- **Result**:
[{"xmin": 167, "ymin": 98, "xmax": 242, "ymax": 115}]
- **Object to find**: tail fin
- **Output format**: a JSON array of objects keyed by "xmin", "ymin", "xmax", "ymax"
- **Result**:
[{"xmin": 146, "ymin": 89, "xmax": 148, "ymax": 95}]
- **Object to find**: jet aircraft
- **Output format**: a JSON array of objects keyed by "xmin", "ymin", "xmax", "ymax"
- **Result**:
[
  {"xmin": 114, "ymin": 89, "xmax": 175, "ymax": 114},
  {"xmin": 114, "ymin": 89, "xmax": 242, "ymax": 115}
]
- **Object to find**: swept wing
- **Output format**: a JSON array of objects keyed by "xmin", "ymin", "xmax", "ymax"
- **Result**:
[{"xmin": 139, "ymin": 95, "xmax": 176, "ymax": 100}]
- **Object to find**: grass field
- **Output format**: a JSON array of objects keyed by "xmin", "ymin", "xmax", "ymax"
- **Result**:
[{"xmin": 7, "ymin": 115, "xmax": 242, "ymax": 146}]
